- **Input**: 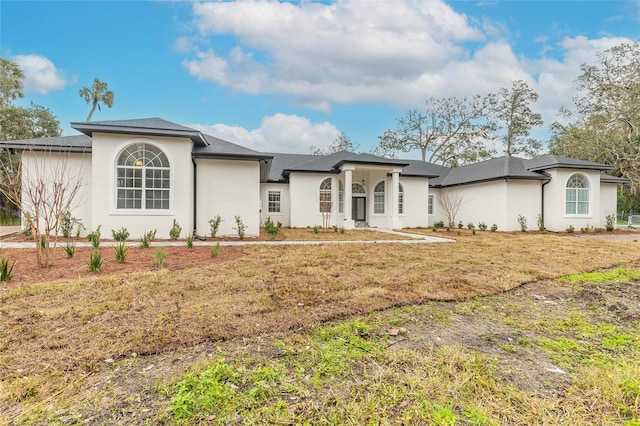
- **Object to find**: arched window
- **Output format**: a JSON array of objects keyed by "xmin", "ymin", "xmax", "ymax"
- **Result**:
[
  {"xmin": 116, "ymin": 143, "xmax": 170, "ymax": 210},
  {"xmin": 338, "ymin": 180, "xmax": 344, "ymax": 214},
  {"xmin": 319, "ymin": 178, "xmax": 332, "ymax": 213},
  {"xmin": 352, "ymin": 183, "xmax": 366, "ymax": 194},
  {"xmin": 398, "ymin": 184, "xmax": 405, "ymax": 215},
  {"xmin": 374, "ymin": 181, "xmax": 385, "ymax": 214},
  {"xmin": 566, "ymin": 174, "xmax": 589, "ymax": 215}
]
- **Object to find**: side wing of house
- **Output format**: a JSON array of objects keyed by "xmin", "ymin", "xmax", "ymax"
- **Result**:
[{"xmin": 195, "ymin": 158, "xmax": 261, "ymax": 237}]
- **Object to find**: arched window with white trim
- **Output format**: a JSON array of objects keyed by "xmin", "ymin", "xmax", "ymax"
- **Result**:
[
  {"xmin": 374, "ymin": 181, "xmax": 385, "ymax": 214},
  {"xmin": 319, "ymin": 178, "xmax": 332, "ymax": 213},
  {"xmin": 116, "ymin": 143, "xmax": 170, "ymax": 210},
  {"xmin": 398, "ymin": 183, "xmax": 405, "ymax": 215},
  {"xmin": 566, "ymin": 174, "xmax": 589, "ymax": 215}
]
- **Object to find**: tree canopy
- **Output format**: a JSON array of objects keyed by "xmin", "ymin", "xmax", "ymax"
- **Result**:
[
  {"xmin": 311, "ymin": 132, "xmax": 360, "ymax": 155},
  {"xmin": 79, "ymin": 78, "xmax": 114, "ymax": 121},
  {"xmin": 490, "ymin": 80, "xmax": 543, "ymax": 157},
  {"xmin": 376, "ymin": 96, "xmax": 496, "ymax": 166},
  {"xmin": 549, "ymin": 41, "xmax": 640, "ymax": 194},
  {"xmin": 0, "ymin": 59, "xmax": 61, "ymax": 141}
]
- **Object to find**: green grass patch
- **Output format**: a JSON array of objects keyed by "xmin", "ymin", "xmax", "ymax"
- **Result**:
[{"xmin": 562, "ymin": 268, "xmax": 640, "ymax": 283}]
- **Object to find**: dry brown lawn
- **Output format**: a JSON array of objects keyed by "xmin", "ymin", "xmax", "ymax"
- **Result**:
[{"xmin": 1, "ymin": 231, "xmax": 639, "ymax": 422}]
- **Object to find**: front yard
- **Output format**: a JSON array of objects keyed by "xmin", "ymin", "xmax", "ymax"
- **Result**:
[{"xmin": 1, "ymin": 231, "xmax": 639, "ymax": 424}]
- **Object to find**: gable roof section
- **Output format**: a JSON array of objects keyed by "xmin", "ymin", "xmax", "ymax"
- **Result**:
[
  {"xmin": 435, "ymin": 156, "xmax": 548, "ymax": 187},
  {"xmin": 71, "ymin": 117, "xmax": 210, "ymax": 147},
  {"xmin": 192, "ymin": 134, "xmax": 271, "ymax": 161},
  {"xmin": 0, "ymin": 134, "xmax": 92, "ymax": 153},
  {"xmin": 524, "ymin": 154, "xmax": 613, "ymax": 172}
]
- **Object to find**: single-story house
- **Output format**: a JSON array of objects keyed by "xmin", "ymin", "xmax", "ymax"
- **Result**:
[{"xmin": 0, "ymin": 118, "xmax": 626, "ymax": 238}]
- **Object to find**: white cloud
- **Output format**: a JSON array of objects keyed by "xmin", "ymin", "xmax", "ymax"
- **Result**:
[
  {"xmin": 13, "ymin": 54, "xmax": 66, "ymax": 94},
  {"xmin": 185, "ymin": 113, "xmax": 341, "ymax": 154},
  {"xmin": 180, "ymin": 0, "xmax": 636, "ymax": 139}
]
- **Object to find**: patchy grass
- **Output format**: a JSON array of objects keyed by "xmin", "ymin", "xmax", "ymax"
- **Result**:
[
  {"xmin": 1, "ymin": 233, "xmax": 640, "ymax": 423},
  {"xmin": 277, "ymin": 227, "xmax": 415, "ymax": 241},
  {"xmin": 562, "ymin": 268, "xmax": 640, "ymax": 283}
]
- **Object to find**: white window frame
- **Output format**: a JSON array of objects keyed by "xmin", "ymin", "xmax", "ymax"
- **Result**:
[
  {"xmin": 373, "ymin": 181, "xmax": 385, "ymax": 215},
  {"xmin": 319, "ymin": 178, "xmax": 332, "ymax": 213},
  {"xmin": 267, "ymin": 190, "xmax": 282, "ymax": 214},
  {"xmin": 115, "ymin": 143, "xmax": 170, "ymax": 211},
  {"xmin": 565, "ymin": 174, "xmax": 590, "ymax": 216}
]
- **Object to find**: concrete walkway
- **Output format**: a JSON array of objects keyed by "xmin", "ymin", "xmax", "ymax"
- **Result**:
[{"xmin": 0, "ymin": 227, "xmax": 454, "ymax": 249}]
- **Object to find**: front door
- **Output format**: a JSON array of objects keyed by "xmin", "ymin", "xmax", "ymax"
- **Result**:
[{"xmin": 352, "ymin": 197, "xmax": 366, "ymax": 222}]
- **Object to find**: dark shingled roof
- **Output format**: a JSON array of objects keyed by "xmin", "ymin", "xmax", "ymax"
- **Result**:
[
  {"xmin": 193, "ymin": 134, "xmax": 271, "ymax": 161},
  {"xmin": 435, "ymin": 156, "xmax": 548, "ymax": 187},
  {"xmin": 524, "ymin": 154, "xmax": 613, "ymax": 171},
  {"xmin": 0, "ymin": 135, "xmax": 92, "ymax": 153},
  {"xmin": 71, "ymin": 117, "xmax": 209, "ymax": 147},
  {"xmin": 265, "ymin": 153, "xmax": 317, "ymax": 182}
]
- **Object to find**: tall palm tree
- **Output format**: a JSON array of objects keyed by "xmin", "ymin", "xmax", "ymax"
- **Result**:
[{"xmin": 79, "ymin": 78, "xmax": 114, "ymax": 121}]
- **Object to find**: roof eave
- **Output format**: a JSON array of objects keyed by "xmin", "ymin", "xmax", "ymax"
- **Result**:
[
  {"xmin": 527, "ymin": 163, "xmax": 613, "ymax": 172},
  {"xmin": 333, "ymin": 159, "xmax": 410, "ymax": 169},
  {"xmin": 71, "ymin": 122, "xmax": 209, "ymax": 147},
  {"xmin": 193, "ymin": 152, "xmax": 273, "ymax": 162},
  {"xmin": 1, "ymin": 144, "xmax": 91, "ymax": 154},
  {"xmin": 440, "ymin": 175, "xmax": 549, "ymax": 188}
]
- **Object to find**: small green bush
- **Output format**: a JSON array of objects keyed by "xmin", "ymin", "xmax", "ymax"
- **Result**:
[
  {"xmin": 313, "ymin": 226, "xmax": 320, "ymax": 234},
  {"xmin": 114, "ymin": 243, "xmax": 128, "ymax": 263},
  {"xmin": 490, "ymin": 224, "xmax": 498, "ymax": 232},
  {"xmin": 139, "ymin": 229, "xmax": 157, "ymax": 248},
  {"xmin": 209, "ymin": 215, "xmax": 222, "ymax": 238},
  {"xmin": 467, "ymin": 222, "xmax": 475, "ymax": 230},
  {"xmin": 111, "ymin": 227, "xmax": 130, "ymax": 241},
  {"xmin": 605, "ymin": 214, "xmax": 616, "ymax": 232},
  {"xmin": 594, "ymin": 227, "xmax": 604, "ymax": 233},
  {"xmin": 517, "ymin": 215, "xmax": 527, "ymax": 232},
  {"xmin": 211, "ymin": 242, "xmax": 221, "ymax": 258},
  {"xmin": 434, "ymin": 220, "xmax": 445, "ymax": 228},
  {"xmin": 0, "ymin": 257, "xmax": 15, "ymax": 281},
  {"xmin": 63, "ymin": 242, "xmax": 76, "ymax": 258},
  {"xmin": 169, "ymin": 219, "xmax": 182, "ymax": 240},
  {"xmin": 87, "ymin": 225, "xmax": 101, "ymax": 249},
  {"xmin": 339, "ymin": 226, "xmax": 345, "ymax": 234},
  {"xmin": 87, "ymin": 250, "xmax": 103, "ymax": 272},
  {"xmin": 60, "ymin": 210, "xmax": 83, "ymax": 238},
  {"xmin": 332, "ymin": 225, "xmax": 338, "ymax": 232},
  {"xmin": 233, "ymin": 215, "xmax": 246, "ymax": 240},
  {"xmin": 566, "ymin": 225, "xmax": 575, "ymax": 233},
  {"xmin": 457, "ymin": 221, "xmax": 463, "ymax": 229},
  {"xmin": 154, "ymin": 249, "xmax": 167, "ymax": 267},
  {"xmin": 478, "ymin": 222, "xmax": 488, "ymax": 231},
  {"xmin": 536, "ymin": 214, "xmax": 545, "ymax": 231},
  {"xmin": 264, "ymin": 217, "xmax": 281, "ymax": 240},
  {"xmin": 580, "ymin": 225, "xmax": 592, "ymax": 233}
]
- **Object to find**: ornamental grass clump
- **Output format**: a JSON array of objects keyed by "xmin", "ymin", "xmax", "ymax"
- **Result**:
[
  {"xmin": 139, "ymin": 229, "xmax": 157, "ymax": 248},
  {"xmin": 186, "ymin": 233, "xmax": 195, "ymax": 249},
  {"xmin": 0, "ymin": 257, "xmax": 15, "ymax": 281},
  {"xmin": 87, "ymin": 225, "xmax": 101, "ymax": 249},
  {"xmin": 63, "ymin": 242, "xmax": 76, "ymax": 258},
  {"xmin": 114, "ymin": 243, "xmax": 128, "ymax": 263},
  {"xmin": 264, "ymin": 217, "xmax": 281, "ymax": 240},
  {"xmin": 211, "ymin": 242, "xmax": 221, "ymax": 258},
  {"xmin": 87, "ymin": 250, "xmax": 103, "ymax": 273},
  {"xmin": 154, "ymin": 248, "xmax": 167, "ymax": 267}
]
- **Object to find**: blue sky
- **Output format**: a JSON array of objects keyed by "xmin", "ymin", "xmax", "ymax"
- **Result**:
[{"xmin": 1, "ymin": 0, "xmax": 639, "ymax": 156}]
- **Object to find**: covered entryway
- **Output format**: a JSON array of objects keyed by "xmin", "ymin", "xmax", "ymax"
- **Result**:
[{"xmin": 351, "ymin": 182, "xmax": 367, "ymax": 226}]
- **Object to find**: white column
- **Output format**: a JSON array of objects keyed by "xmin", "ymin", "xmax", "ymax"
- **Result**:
[
  {"xmin": 344, "ymin": 167, "xmax": 354, "ymax": 229},
  {"xmin": 391, "ymin": 170, "xmax": 401, "ymax": 229}
]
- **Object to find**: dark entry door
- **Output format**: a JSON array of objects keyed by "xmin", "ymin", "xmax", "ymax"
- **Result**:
[{"xmin": 352, "ymin": 197, "xmax": 366, "ymax": 222}]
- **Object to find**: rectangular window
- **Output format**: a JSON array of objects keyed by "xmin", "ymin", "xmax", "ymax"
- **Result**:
[
  {"xmin": 398, "ymin": 192, "xmax": 404, "ymax": 215},
  {"xmin": 268, "ymin": 191, "xmax": 281, "ymax": 213},
  {"xmin": 374, "ymin": 194, "xmax": 385, "ymax": 214},
  {"xmin": 428, "ymin": 195, "xmax": 434, "ymax": 215}
]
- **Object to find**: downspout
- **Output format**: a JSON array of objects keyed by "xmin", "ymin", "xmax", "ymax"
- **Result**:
[
  {"xmin": 541, "ymin": 174, "xmax": 551, "ymax": 229},
  {"xmin": 192, "ymin": 156, "xmax": 198, "ymax": 238}
]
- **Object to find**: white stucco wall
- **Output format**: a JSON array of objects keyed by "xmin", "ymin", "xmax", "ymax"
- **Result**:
[
  {"xmin": 439, "ymin": 181, "xmax": 509, "ymax": 230},
  {"xmin": 600, "ymin": 183, "xmax": 618, "ymax": 224},
  {"xmin": 542, "ymin": 168, "xmax": 602, "ymax": 231},
  {"xmin": 289, "ymin": 173, "xmax": 337, "ymax": 228},
  {"xmin": 398, "ymin": 177, "xmax": 429, "ymax": 228},
  {"xmin": 21, "ymin": 150, "xmax": 93, "ymax": 236},
  {"xmin": 505, "ymin": 180, "xmax": 543, "ymax": 231},
  {"xmin": 195, "ymin": 158, "xmax": 260, "ymax": 237},
  {"xmin": 90, "ymin": 133, "xmax": 193, "ymax": 239},
  {"xmin": 260, "ymin": 183, "xmax": 290, "ymax": 227}
]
